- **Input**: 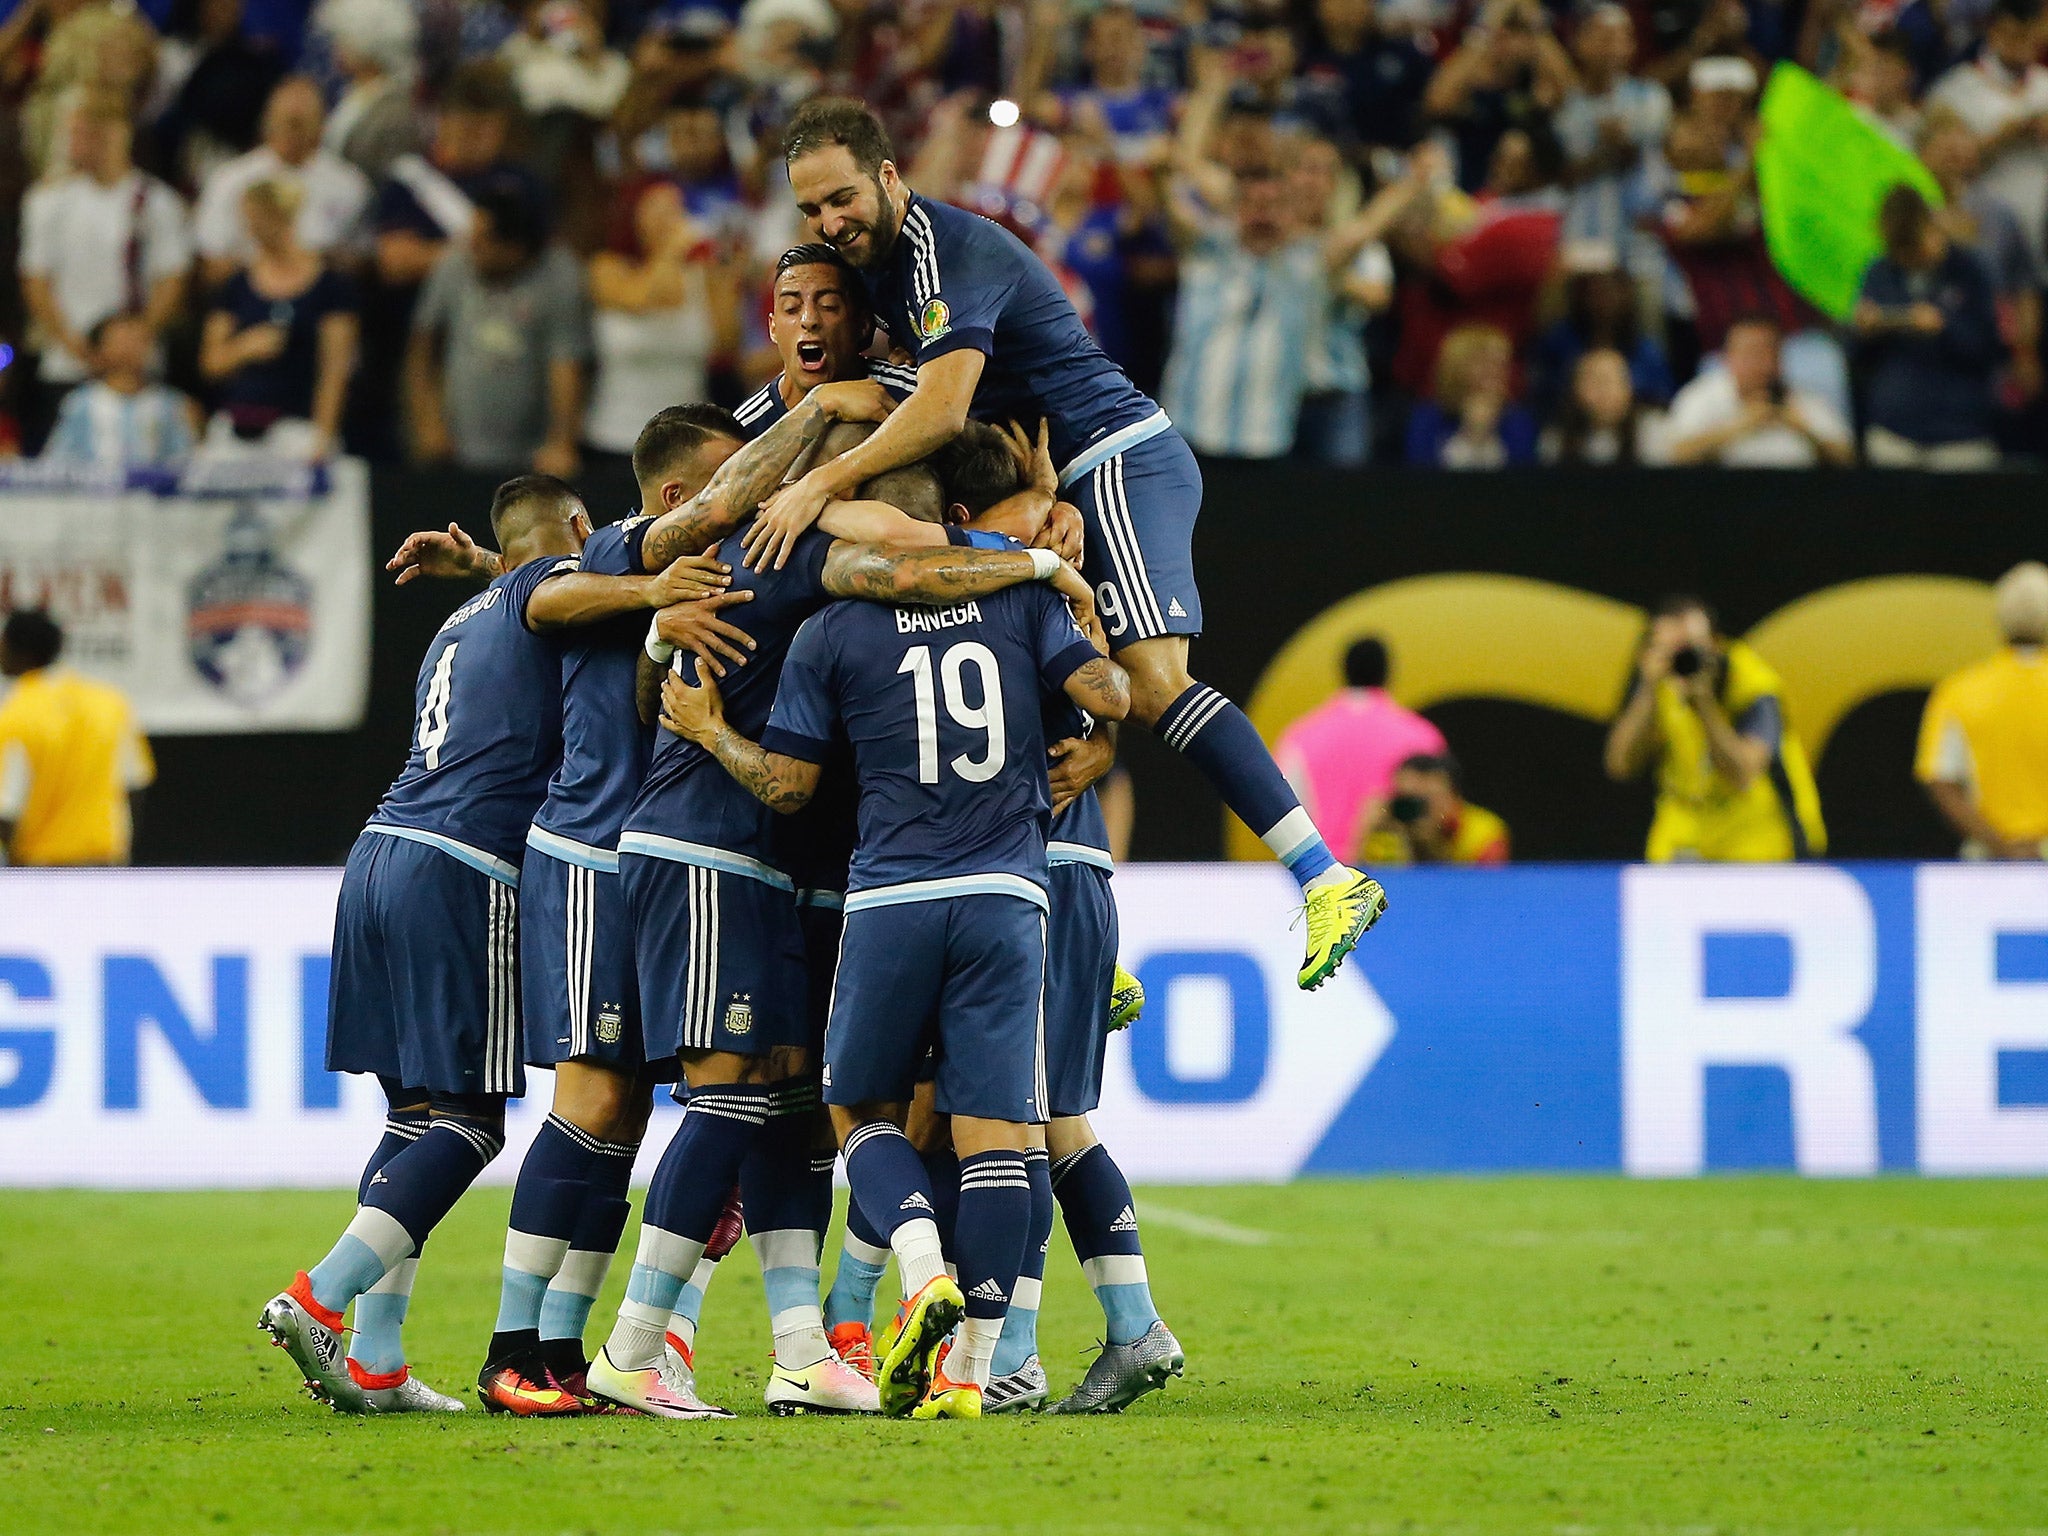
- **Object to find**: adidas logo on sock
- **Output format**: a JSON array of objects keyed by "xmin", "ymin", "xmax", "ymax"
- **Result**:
[
  {"xmin": 369, "ymin": 1171, "xmax": 389, "ymax": 1188},
  {"xmin": 1109, "ymin": 1205, "xmax": 1139, "ymax": 1233},
  {"xmin": 968, "ymin": 1279, "xmax": 1007, "ymax": 1303},
  {"xmin": 900, "ymin": 1192, "xmax": 934, "ymax": 1213},
  {"xmin": 1167, "ymin": 598, "xmax": 1187, "ymax": 618}
]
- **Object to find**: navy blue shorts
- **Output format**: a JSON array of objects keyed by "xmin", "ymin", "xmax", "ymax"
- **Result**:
[
  {"xmin": 621, "ymin": 851, "xmax": 808, "ymax": 1061},
  {"xmin": 520, "ymin": 837, "xmax": 660, "ymax": 1073},
  {"xmin": 328, "ymin": 829, "xmax": 523, "ymax": 1097},
  {"xmin": 1044, "ymin": 860, "xmax": 1117, "ymax": 1118},
  {"xmin": 1061, "ymin": 422, "xmax": 1204, "ymax": 645},
  {"xmin": 823, "ymin": 893, "xmax": 1047, "ymax": 1124},
  {"xmin": 796, "ymin": 893, "xmax": 844, "ymax": 1048}
]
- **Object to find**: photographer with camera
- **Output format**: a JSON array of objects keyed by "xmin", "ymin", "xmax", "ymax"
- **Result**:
[
  {"xmin": 1362, "ymin": 753, "xmax": 1511, "ymax": 866},
  {"xmin": 1604, "ymin": 595, "xmax": 1828, "ymax": 862}
]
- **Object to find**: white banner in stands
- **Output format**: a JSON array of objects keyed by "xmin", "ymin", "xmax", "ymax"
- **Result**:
[
  {"xmin": 4, "ymin": 863, "xmax": 2048, "ymax": 1186},
  {"xmin": 0, "ymin": 459, "xmax": 370, "ymax": 733}
]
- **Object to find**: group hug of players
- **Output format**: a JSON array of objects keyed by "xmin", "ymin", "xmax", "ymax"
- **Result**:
[{"xmin": 258, "ymin": 99, "xmax": 1389, "ymax": 1422}]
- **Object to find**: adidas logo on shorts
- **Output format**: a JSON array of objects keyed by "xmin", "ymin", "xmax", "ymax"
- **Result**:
[
  {"xmin": 968, "ymin": 1279, "xmax": 1007, "ymax": 1303},
  {"xmin": 1167, "ymin": 598, "xmax": 1187, "ymax": 618},
  {"xmin": 1109, "ymin": 1204, "xmax": 1139, "ymax": 1233},
  {"xmin": 900, "ymin": 1191, "xmax": 934, "ymax": 1214}
]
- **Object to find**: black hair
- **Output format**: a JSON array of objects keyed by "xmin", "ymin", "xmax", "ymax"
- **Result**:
[
  {"xmin": 441, "ymin": 58, "xmax": 520, "ymax": 116},
  {"xmin": 1344, "ymin": 637, "xmax": 1389, "ymax": 689},
  {"xmin": 775, "ymin": 242, "xmax": 870, "ymax": 308},
  {"xmin": 1654, "ymin": 593, "xmax": 1719, "ymax": 629},
  {"xmin": 783, "ymin": 97, "xmax": 896, "ymax": 175},
  {"xmin": 932, "ymin": 422, "xmax": 1021, "ymax": 516},
  {"xmin": 1994, "ymin": 0, "xmax": 2042, "ymax": 27},
  {"xmin": 87, "ymin": 310, "xmax": 145, "ymax": 351},
  {"xmin": 1397, "ymin": 751, "xmax": 1462, "ymax": 792},
  {"xmin": 632, "ymin": 403, "xmax": 742, "ymax": 489},
  {"xmin": 2, "ymin": 608, "xmax": 63, "ymax": 669},
  {"xmin": 470, "ymin": 178, "xmax": 545, "ymax": 254},
  {"xmin": 488, "ymin": 474, "xmax": 581, "ymax": 546}
]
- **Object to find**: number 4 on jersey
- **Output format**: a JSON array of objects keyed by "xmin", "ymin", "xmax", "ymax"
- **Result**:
[{"xmin": 418, "ymin": 642, "xmax": 458, "ymax": 769}]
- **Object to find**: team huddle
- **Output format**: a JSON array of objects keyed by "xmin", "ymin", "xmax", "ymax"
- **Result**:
[{"xmin": 259, "ymin": 100, "xmax": 1389, "ymax": 1422}]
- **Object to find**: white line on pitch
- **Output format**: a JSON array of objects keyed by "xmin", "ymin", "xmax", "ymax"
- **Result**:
[{"xmin": 1137, "ymin": 1202, "xmax": 1277, "ymax": 1246}]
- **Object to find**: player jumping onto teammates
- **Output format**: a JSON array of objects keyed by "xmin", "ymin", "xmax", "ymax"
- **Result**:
[
  {"xmin": 260, "ymin": 475, "xmax": 731, "ymax": 1413},
  {"xmin": 662, "ymin": 531, "xmax": 1129, "ymax": 1419},
  {"xmin": 753, "ymin": 98, "xmax": 1386, "ymax": 990}
]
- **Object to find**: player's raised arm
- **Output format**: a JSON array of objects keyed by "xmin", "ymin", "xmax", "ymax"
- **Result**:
[
  {"xmin": 819, "ymin": 542, "xmax": 1075, "ymax": 606},
  {"xmin": 660, "ymin": 669, "xmax": 823, "ymax": 814},
  {"xmin": 746, "ymin": 349, "xmax": 984, "ymax": 571},
  {"xmin": 524, "ymin": 550, "xmax": 734, "ymax": 631},
  {"xmin": 641, "ymin": 379, "xmax": 894, "ymax": 572}
]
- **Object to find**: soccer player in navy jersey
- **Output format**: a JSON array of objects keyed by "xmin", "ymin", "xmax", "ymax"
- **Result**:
[
  {"xmin": 756, "ymin": 98, "xmax": 1387, "ymax": 991},
  {"xmin": 732, "ymin": 244, "xmax": 921, "ymax": 441},
  {"xmin": 260, "ymin": 475, "xmax": 733, "ymax": 1415},
  {"xmin": 661, "ymin": 531, "xmax": 1129, "ymax": 1419},
  {"xmin": 586, "ymin": 424, "xmax": 1094, "ymax": 1418}
]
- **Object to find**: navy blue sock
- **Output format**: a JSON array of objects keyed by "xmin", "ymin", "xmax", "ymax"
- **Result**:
[
  {"xmin": 538, "ymin": 1132, "xmax": 637, "ymax": 1375},
  {"xmin": 920, "ymin": 1142, "xmax": 961, "ymax": 1254},
  {"xmin": 1156, "ymin": 683, "xmax": 1336, "ymax": 888},
  {"xmin": 492, "ymin": 1114, "xmax": 603, "ymax": 1360},
  {"xmin": 1053, "ymin": 1143, "xmax": 1160, "ymax": 1346},
  {"xmin": 604, "ymin": 1084, "xmax": 769, "ymax": 1370},
  {"xmin": 356, "ymin": 1104, "xmax": 429, "ymax": 1204},
  {"xmin": 842, "ymin": 1120, "xmax": 947, "ymax": 1297},
  {"xmin": 740, "ymin": 1082, "xmax": 831, "ymax": 1368},
  {"xmin": 360, "ymin": 1110, "xmax": 506, "ymax": 1246},
  {"xmin": 992, "ymin": 1146, "xmax": 1053, "ymax": 1377},
  {"xmin": 951, "ymin": 1150, "xmax": 1032, "ymax": 1387}
]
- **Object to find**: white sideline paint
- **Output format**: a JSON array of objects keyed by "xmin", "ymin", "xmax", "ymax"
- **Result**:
[{"xmin": 1136, "ymin": 1202, "xmax": 1276, "ymax": 1246}]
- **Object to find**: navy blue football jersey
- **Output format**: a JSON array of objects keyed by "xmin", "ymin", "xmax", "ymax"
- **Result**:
[
  {"xmin": 729, "ymin": 357, "xmax": 920, "ymax": 441},
  {"xmin": 370, "ymin": 553, "xmax": 579, "ymax": 874},
  {"xmin": 1043, "ymin": 696, "xmax": 1111, "ymax": 865},
  {"xmin": 761, "ymin": 583, "xmax": 1103, "ymax": 909},
  {"xmin": 619, "ymin": 515, "xmax": 839, "ymax": 876},
  {"xmin": 528, "ymin": 516, "xmax": 657, "ymax": 856},
  {"xmin": 867, "ymin": 194, "xmax": 1158, "ymax": 468}
]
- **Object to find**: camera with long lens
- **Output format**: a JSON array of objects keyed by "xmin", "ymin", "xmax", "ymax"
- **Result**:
[
  {"xmin": 1389, "ymin": 793, "xmax": 1429, "ymax": 824},
  {"xmin": 1669, "ymin": 645, "xmax": 1706, "ymax": 678}
]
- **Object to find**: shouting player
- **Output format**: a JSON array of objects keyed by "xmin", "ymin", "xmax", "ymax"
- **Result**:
[
  {"xmin": 753, "ymin": 98, "xmax": 1386, "ymax": 990},
  {"xmin": 260, "ymin": 475, "xmax": 728, "ymax": 1413},
  {"xmin": 663, "ymin": 529, "xmax": 1128, "ymax": 1419}
]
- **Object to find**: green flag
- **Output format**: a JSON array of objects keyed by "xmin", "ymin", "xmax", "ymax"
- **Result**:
[{"xmin": 1755, "ymin": 63, "xmax": 1943, "ymax": 320}]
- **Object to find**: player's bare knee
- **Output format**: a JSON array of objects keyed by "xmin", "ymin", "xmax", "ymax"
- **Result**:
[
  {"xmin": 679, "ymin": 1048, "xmax": 771, "ymax": 1088},
  {"xmin": 950, "ymin": 1114, "xmax": 1029, "ymax": 1156},
  {"xmin": 550, "ymin": 1058, "xmax": 642, "ymax": 1140},
  {"xmin": 1115, "ymin": 637, "xmax": 1194, "ymax": 728},
  {"xmin": 905, "ymin": 1079, "xmax": 948, "ymax": 1153},
  {"xmin": 830, "ymin": 1100, "xmax": 905, "ymax": 1147},
  {"xmin": 1046, "ymin": 1114, "xmax": 1099, "ymax": 1161}
]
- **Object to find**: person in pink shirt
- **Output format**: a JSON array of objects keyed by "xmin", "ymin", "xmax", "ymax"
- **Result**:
[{"xmin": 1274, "ymin": 639, "xmax": 1448, "ymax": 864}]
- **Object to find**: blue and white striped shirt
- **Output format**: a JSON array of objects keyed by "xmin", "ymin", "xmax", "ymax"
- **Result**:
[
  {"xmin": 41, "ymin": 382, "xmax": 194, "ymax": 469},
  {"xmin": 1160, "ymin": 228, "xmax": 1325, "ymax": 458}
]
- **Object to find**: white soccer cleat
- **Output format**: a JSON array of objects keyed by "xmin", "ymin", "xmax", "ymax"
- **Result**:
[
  {"xmin": 259, "ymin": 1275, "xmax": 363, "ymax": 1414},
  {"xmin": 983, "ymin": 1355, "xmax": 1050, "ymax": 1414},
  {"xmin": 584, "ymin": 1345, "xmax": 734, "ymax": 1420},
  {"xmin": 359, "ymin": 1368, "xmax": 467, "ymax": 1413},
  {"xmin": 765, "ymin": 1353, "xmax": 881, "ymax": 1416}
]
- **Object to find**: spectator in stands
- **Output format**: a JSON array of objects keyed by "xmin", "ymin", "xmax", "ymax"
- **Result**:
[
  {"xmin": 405, "ymin": 184, "xmax": 590, "ymax": 476},
  {"xmin": 1604, "ymin": 594, "xmax": 1828, "ymax": 862},
  {"xmin": 1920, "ymin": 108, "xmax": 2045, "ymax": 412},
  {"xmin": 41, "ymin": 312, "xmax": 200, "ymax": 468},
  {"xmin": 1928, "ymin": 0, "xmax": 2048, "ymax": 279},
  {"xmin": 152, "ymin": 0, "xmax": 289, "ymax": 190},
  {"xmin": 1554, "ymin": 4, "xmax": 1671, "ymax": 305},
  {"xmin": 500, "ymin": 0, "xmax": 629, "ymax": 125},
  {"xmin": 1422, "ymin": 0, "xmax": 1575, "ymax": 193},
  {"xmin": 1916, "ymin": 560, "xmax": 2048, "ymax": 859},
  {"xmin": 14, "ymin": 0, "xmax": 159, "ymax": 175},
  {"xmin": 372, "ymin": 62, "xmax": 532, "ymax": 293},
  {"xmin": 1665, "ymin": 313, "xmax": 1853, "ymax": 465},
  {"xmin": 1405, "ymin": 322, "xmax": 1538, "ymax": 467},
  {"xmin": 632, "ymin": 95, "xmax": 749, "ymax": 244},
  {"xmin": 200, "ymin": 179, "xmax": 360, "ymax": 460},
  {"xmin": 1855, "ymin": 183, "xmax": 2005, "ymax": 468},
  {"xmin": 315, "ymin": 0, "xmax": 426, "ymax": 182},
  {"xmin": 1297, "ymin": 0, "xmax": 1433, "ymax": 150},
  {"xmin": 1059, "ymin": 3, "xmax": 1179, "ymax": 163},
  {"xmin": 1362, "ymin": 752, "xmax": 1512, "ymax": 865},
  {"xmin": 18, "ymin": 90, "xmax": 190, "ymax": 446},
  {"xmin": 1291, "ymin": 131, "xmax": 1393, "ymax": 466},
  {"xmin": 1530, "ymin": 240, "xmax": 1674, "ymax": 419},
  {"xmin": 1845, "ymin": 28, "xmax": 1925, "ymax": 148},
  {"xmin": 583, "ymin": 180, "xmax": 737, "ymax": 464},
  {"xmin": 1541, "ymin": 346, "xmax": 1671, "ymax": 464},
  {"xmin": 1275, "ymin": 637, "xmax": 1448, "ymax": 864},
  {"xmin": 195, "ymin": 76, "xmax": 374, "ymax": 288},
  {"xmin": 0, "ymin": 610, "xmax": 155, "ymax": 868}
]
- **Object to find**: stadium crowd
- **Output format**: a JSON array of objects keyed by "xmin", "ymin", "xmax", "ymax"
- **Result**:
[{"xmin": 1, "ymin": 0, "xmax": 2047, "ymax": 469}]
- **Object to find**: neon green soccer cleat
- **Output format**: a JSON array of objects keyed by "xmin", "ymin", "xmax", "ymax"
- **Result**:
[
  {"xmin": 874, "ymin": 1276, "xmax": 964, "ymax": 1418},
  {"xmin": 910, "ymin": 1367, "xmax": 984, "ymax": 1420},
  {"xmin": 1297, "ymin": 868, "xmax": 1388, "ymax": 990},
  {"xmin": 1108, "ymin": 964, "xmax": 1145, "ymax": 1031}
]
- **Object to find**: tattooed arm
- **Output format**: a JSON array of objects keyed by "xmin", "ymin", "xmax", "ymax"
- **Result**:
[
  {"xmin": 637, "ymin": 380, "xmax": 893, "ymax": 572},
  {"xmin": 1063, "ymin": 654, "xmax": 1131, "ymax": 723},
  {"xmin": 821, "ymin": 542, "xmax": 1060, "ymax": 605},
  {"xmin": 658, "ymin": 670, "xmax": 822, "ymax": 813}
]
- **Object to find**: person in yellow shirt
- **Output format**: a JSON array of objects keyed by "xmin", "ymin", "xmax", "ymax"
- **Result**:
[
  {"xmin": 1915, "ymin": 561, "xmax": 2048, "ymax": 859},
  {"xmin": 1604, "ymin": 595, "xmax": 1826, "ymax": 862},
  {"xmin": 0, "ymin": 610, "xmax": 155, "ymax": 866},
  {"xmin": 1362, "ymin": 753, "xmax": 1511, "ymax": 866}
]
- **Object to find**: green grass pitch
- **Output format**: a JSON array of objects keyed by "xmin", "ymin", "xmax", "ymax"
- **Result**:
[{"xmin": 5, "ymin": 1177, "xmax": 2046, "ymax": 1534}]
